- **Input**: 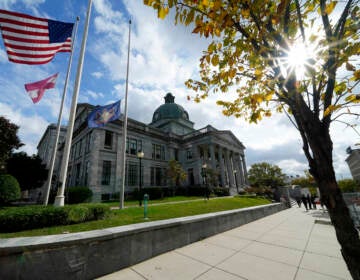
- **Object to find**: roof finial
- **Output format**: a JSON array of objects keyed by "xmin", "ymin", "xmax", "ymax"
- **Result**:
[{"xmin": 164, "ymin": 92, "xmax": 175, "ymax": 103}]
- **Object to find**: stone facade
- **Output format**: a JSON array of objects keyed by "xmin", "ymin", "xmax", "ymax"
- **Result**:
[
  {"xmin": 345, "ymin": 147, "xmax": 360, "ymax": 182},
  {"xmin": 38, "ymin": 93, "xmax": 248, "ymax": 202}
]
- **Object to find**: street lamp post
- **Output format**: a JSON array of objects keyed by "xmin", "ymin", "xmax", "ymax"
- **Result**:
[
  {"xmin": 201, "ymin": 163, "xmax": 209, "ymax": 200},
  {"xmin": 137, "ymin": 150, "xmax": 144, "ymax": 206}
]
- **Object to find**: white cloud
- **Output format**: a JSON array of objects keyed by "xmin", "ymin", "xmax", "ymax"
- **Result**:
[
  {"xmin": 0, "ymin": 103, "xmax": 49, "ymax": 155},
  {"xmin": 91, "ymin": 71, "xmax": 103, "ymax": 79}
]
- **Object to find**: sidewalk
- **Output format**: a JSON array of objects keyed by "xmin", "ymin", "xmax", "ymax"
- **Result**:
[{"xmin": 97, "ymin": 206, "xmax": 352, "ymax": 280}]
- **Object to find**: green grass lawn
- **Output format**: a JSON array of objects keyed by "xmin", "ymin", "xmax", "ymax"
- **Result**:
[
  {"xmin": 105, "ymin": 195, "xmax": 203, "ymax": 207},
  {"xmin": 0, "ymin": 196, "xmax": 270, "ymax": 238}
]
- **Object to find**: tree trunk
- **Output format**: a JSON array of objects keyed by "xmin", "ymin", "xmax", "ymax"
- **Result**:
[{"xmin": 301, "ymin": 117, "xmax": 360, "ymax": 279}]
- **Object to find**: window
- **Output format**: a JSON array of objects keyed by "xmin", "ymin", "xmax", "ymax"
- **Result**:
[
  {"xmin": 84, "ymin": 161, "xmax": 90, "ymax": 186},
  {"xmin": 104, "ymin": 131, "xmax": 113, "ymax": 148},
  {"xmin": 126, "ymin": 138, "xmax": 142, "ymax": 155},
  {"xmin": 150, "ymin": 167, "xmax": 166, "ymax": 186},
  {"xmin": 152, "ymin": 144, "xmax": 165, "ymax": 160},
  {"xmin": 174, "ymin": 149, "xmax": 178, "ymax": 161},
  {"xmin": 75, "ymin": 163, "xmax": 81, "ymax": 185},
  {"xmin": 188, "ymin": 168, "xmax": 194, "ymax": 185},
  {"xmin": 186, "ymin": 149, "xmax": 193, "ymax": 160},
  {"xmin": 78, "ymin": 141, "xmax": 82, "ymax": 156},
  {"xmin": 85, "ymin": 132, "xmax": 92, "ymax": 153},
  {"xmin": 127, "ymin": 163, "xmax": 138, "ymax": 186},
  {"xmin": 101, "ymin": 160, "xmax": 111, "ymax": 185}
]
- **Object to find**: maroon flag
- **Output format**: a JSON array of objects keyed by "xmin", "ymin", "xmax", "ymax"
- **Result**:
[
  {"xmin": 24, "ymin": 73, "xmax": 58, "ymax": 103},
  {"xmin": 0, "ymin": 9, "xmax": 74, "ymax": 65}
]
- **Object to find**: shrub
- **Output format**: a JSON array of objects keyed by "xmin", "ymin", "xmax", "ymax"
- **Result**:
[
  {"xmin": 212, "ymin": 187, "xmax": 230, "ymax": 197},
  {"xmin": 67, "ymin": 186, "xmax": 93, "ymax": 204},
  {"xmin": 0, "ymin": 174, "xmax": 21, "ymax": 205},
  {"xmin": 0, "ymin": 203, "xmax": 110, "ymax": 233}
]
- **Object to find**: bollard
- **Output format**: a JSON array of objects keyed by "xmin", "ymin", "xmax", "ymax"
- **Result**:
[{"xmin": 143, "ymin": 193, "xmax": 149, "ymax": 219}]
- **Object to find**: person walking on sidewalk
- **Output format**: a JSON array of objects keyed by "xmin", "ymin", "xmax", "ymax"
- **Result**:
[{"xmin": 301, "ymin": 194, "xmax": 308, "ymax": 211}]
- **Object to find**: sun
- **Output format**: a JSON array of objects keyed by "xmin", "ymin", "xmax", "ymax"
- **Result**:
[
  {"xmin": 285, "ymin": 43, "xmax": 312, "ymax": 79},
  {"xmin": 280, "ymin": 39, "xmax": 322, "ymax": 80}
]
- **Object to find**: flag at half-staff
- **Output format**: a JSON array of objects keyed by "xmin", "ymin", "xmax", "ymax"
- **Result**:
[
  {"xmin": 88, "ymin": 100, "xmax": 122, "ymax": 128},
  {"xmin": 24, "ymin": 73, "xmax": 58, "ymax": 103},
  {"xmin": 0, "ymin": 9, "xmax": 74, "ymax": 65}
]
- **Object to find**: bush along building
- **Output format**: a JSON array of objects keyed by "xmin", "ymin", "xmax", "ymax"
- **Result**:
[{"xmin": 38, "ymin": 93, "xmax": 248, "ymax": 202}]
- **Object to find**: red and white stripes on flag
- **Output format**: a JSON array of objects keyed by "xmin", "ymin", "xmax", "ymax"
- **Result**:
[{"xmin": 0, "ymin": 9, "xmax": 74, "ymax": 65}]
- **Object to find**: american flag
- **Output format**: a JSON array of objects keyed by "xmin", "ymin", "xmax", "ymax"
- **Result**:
[{"xmin": 0, "ymin": 9, "xmax": 74, "ymax": 65}]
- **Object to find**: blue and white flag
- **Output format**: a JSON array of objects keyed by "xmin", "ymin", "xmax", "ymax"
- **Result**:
[{"xmin": 88, "ymin": 100, "xmax": 121, "ymax": 128}]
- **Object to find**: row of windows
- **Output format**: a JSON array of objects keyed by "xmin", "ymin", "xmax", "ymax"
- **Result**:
[
  {"xmin": 71, "ymin": 132, "xmax": 92, "ymax": 160},
  {"xmin": 100, "ymin": 161, "xmax": 167, "ymax": 187}
]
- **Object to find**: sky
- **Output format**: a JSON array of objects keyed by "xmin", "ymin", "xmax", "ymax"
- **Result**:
[{"xmin": 0, "ymin": 0, "xmax": 357, "ymax": 180}]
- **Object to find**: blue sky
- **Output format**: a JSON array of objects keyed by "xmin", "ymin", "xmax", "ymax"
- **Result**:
[{"xmin": 0, "ymin": 0, "xmax": 357, "ymax": 179}]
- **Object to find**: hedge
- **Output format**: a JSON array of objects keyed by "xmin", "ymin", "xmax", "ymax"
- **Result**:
[{"xmin": 0, "ymin": 203, "xmax": 110, "ymax": 233}]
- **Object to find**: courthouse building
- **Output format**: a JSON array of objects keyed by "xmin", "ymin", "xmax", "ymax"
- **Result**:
[
  {"xmin": 38, "ymin": 93, "xmax": 248, "ymax": 202},
  {"xmin": 346, "ymin": 147, "xmax": 360, "ymax": 182}
]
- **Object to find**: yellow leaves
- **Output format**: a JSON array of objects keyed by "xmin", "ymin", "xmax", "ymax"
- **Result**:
[
  {"xmin": 185, "ymin": 9, "xmax": 195, "ymax": 25},
  {"xmin": 158, "ymin": 6, "xmax": 169, "ymax": 19},
  {"xmin": 354, "ymin": 70, "xmax": 360, "ymax": 81},
  {"xmin": 228, "ymin": 68, "xmax": 237, "ymax": 79},
  {"xmin": 324, "ymin": 104, "xmax": 341, "ymax": 117},
  {"xmin": 264, "ymin": 92, "xmax": 273, "ymax": 101},
  {"xmin": 202, "ymin": 0, "xmax": 209, "ymax": 7},
  {"xmin": 345, "ymin": 94, "xmax": 360, "ymax": 103},
  {"xmin": 324, "ymin": 1, "xmax": 337, "ymax": 15},
  {"xmin": 211, "ymin": 54, "xmax": 219, "ymax": 66},
  {"xmin": 241, "ymin": 9, "xmax": 250, "ymax": 18},
  {"xmin": 319, "ymin": 1, "xmax": 337, "ymax": 16}
]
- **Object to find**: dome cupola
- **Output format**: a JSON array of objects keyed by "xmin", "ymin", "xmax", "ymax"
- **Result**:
[{"xmin": 152, "ymin": 93, "xmax": 189, "ymax": 122}]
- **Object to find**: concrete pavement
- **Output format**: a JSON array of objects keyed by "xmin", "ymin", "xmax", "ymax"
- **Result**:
[{"xmin": 97, "ymin": 205, "xmax": 353, "ymax": 280}]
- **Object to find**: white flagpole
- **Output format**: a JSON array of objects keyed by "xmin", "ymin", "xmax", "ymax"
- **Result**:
[
  {"xmin": 54, "ymin": 0, "xmax": 93, "ymax": 207},
  {"xmin": 119, "ymin": 20, "xmax": 132, "ymax": 209},
  {"xmin": 44, "ymin": 17, "xmax": 79, "ymax": 206}
]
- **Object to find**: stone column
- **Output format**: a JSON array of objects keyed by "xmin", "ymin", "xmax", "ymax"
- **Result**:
[
  {"xmin": 218, "ymin": 147, "xmax": 225, "ymax": 187},
  {"xmin": 236, "ymin": 154, "xmax": 245, "ymax": 187},
  {"xmin": 241, "ymin": 155, "xmax": 248, "ymax": 185},
  {"xmin": 209, "ymin": 144, "xmax": 216, "ymax": 170},
  {"xmin": 224, "ymin": 149, "xmax": 235, "ymax": 187}
]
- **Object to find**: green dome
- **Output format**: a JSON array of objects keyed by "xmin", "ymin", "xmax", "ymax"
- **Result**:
[{"xmin": 152, "ymin": 93, "xmax": 189, "ymax": 122}]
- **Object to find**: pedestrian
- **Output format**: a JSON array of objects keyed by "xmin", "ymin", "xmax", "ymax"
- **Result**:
[
  {"xmin": 307, "ymin": 194, "xmax": 312, "ymax": 209},
  {"xmin": 311, "ymin": 195, "xmax": 317, "ymax": 210},
  {"xmin": 296, "ymin": 197, "xmax": 302, "ymax": 208},
  {"xmin": 301, "ymin": 194, "xmax": 308, "ymax": 211}
]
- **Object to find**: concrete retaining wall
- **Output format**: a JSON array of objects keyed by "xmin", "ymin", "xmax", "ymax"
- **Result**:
[{"xmin": 0, "ymin": 203, "xmax": 287, "ymax": 280}]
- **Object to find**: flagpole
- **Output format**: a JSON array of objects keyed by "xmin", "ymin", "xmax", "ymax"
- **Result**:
[
  {"xmin": 54, "ymin": 0, "xmax": 93, "ymax": 207},
  {"xmin": 119, "ymin": 20, "xmax": 132, "ymax": 209},
  {"xmin": 44, "ymin": 17, "xmax": 79, "ymax": 206}
]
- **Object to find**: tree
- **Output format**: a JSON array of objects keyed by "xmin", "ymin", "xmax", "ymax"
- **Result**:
[
  {"xmin": 6, "ymin": 152, "xmax": 48, "ymax": 191},
  {"xmin": 145, "ymin": 1, "xmax": 360, "ymax": 277},
  {"xmin": 0, "ymin": 116, "xmax": 23, "ymax": 170},
  {"xmin": 291, "ymin": 170, "xmax": 316, "ymax": 188},
  {"xmin": 248, "ymin": 162, "xmax": 286, "ymax": 187},
  {"xmin": 0, "ymin": 174, "xmax": 20, "ymax": 205},
  {"xmin": 338, "ymin": 179, "xmax": 360, "ymax": 193},
  {"xmin": 167, "ymin": 159, "xmax": 187, "ymax": 195}
]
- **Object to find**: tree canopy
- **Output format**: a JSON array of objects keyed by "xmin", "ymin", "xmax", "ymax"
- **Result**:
[
  {"xmin": 0, "ymin": 116, "xmax": 23, "ymax": 169},
  {"xmin": 248, "ymin": 162, "xmax": 286, "ymax": 187},
  {"xmin": 6, "ymin": 152, "xmax": 48, "ymax": 191}
]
